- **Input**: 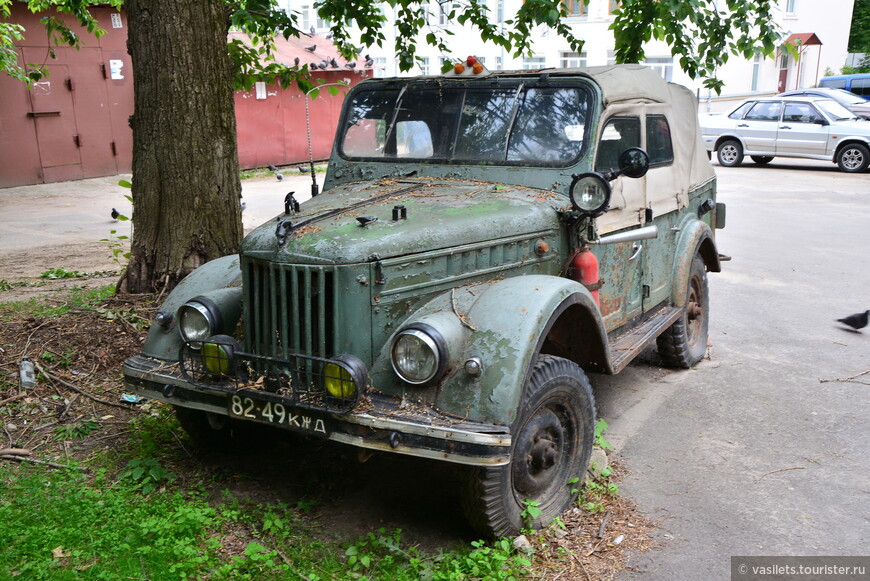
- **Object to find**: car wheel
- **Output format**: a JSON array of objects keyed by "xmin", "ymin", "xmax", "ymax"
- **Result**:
[
  {"xmin": 657, "ymin": 254, "xmax": 709, "ymax": 368},
  {"xmin": 174, "ymin": 405, "xmax": 237, "ymax": 448},
  {"xmin": 460, "ymin": 355, "xmax": 595, "ymax": 538},
  {"xmin": 750, "ymin": 155, "xmax": 773, "ymax": 165},
  {"xmin": 836, "ymin": 143, "xmax": 870, "ymax": 173},
  {"xmin": 717, "ymin": 140, "xmax": 744, "ymax": 167}
]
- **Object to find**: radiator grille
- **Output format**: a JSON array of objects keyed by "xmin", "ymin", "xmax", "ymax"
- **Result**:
[{"xmin": 243, "ymin": 260, "xmax": 338, "ymax": 359}]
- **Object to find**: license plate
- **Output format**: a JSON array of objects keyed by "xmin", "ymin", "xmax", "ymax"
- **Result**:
[{"xmin": 228, "ymin": 393, "xmax": 329, "ymax": 435}]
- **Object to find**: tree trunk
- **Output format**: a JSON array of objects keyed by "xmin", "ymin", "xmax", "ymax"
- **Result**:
[{"xmin": 122, "ymin": 0, "xmax": 242, "ymax": 293}]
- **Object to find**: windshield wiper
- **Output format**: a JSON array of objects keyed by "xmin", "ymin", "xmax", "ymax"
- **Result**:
[
  {"xmin": 383, "ymin": 85, "xmax": 409, "ymax": 154},
  {"xmin": 501, "ymin": 83, "xmax": 526, "ymax": 159}
]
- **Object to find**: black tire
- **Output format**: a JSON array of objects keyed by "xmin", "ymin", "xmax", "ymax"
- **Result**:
[
  {"xmin": 173, "ymin": 405, "xmax": 237, "ymax": 448},
  {"xmin": 460, "ymin": 355, "xmax": 595, "ymax": 538},
  {"xmin": 750, "ymin": 155, "xmax": 773, "ymax": 165},
  {"xmin": 657, "ymin": 254, "xmax": 709, "ymax": 368},
  {"xmin": 836, "ymin": 143, "xmax": 869, "ymax": 173},
  {"xmin": 717, "ymin": 140, "xmax": 744, "ymax": 167}
]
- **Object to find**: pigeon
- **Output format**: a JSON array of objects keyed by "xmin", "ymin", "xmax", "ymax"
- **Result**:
[
  {"xmin": 330, "ymin": 58, "xmax": 339, "ymax": 68},
  {"xmin": 309, "ymin": 26, "xmax": 316, "ymax": 35},
  {"xmin": 836, "ymin": 310, "xmax": 869, "ymax": 331},
  {"xmin": 310, "ymin": 62, "xmax": 319, "ymax": 69},
  {"xmin": 325, "ymin": 33, "xmax": 333, "ymax": 39},
  {"xmin": 346, "ymin": 61, "xmax": 357, "ymax": 69},
  {"xmin": 304, "ymin": 44, "xmax": 316, "ymax": 52},
  {"xmin": 298, "ymin": 166, "xmax": 307, "ymax": 173},
  {"xmin": 268, "ymin": 164, "xmax": 278, "ymax": 172},
  {"xmin": 318, "ymin": 61, "xmax": 328, "ymax": 69},
  {"xmin": 293, "ymin": 56, "xmax": 300, "ymax": 67},
  {"xmin": 276, "ymin": 173, "xmax": 284, "ymax": 181},
  {"xmin": 364, "ymin": 57, "xmax": 374, "ymax": 67},
  {"xmin": 110, "ymin": 208, "xmax": 120, "ymax": 220},
  {"xmin": 240, "ymin": 201, "xmax": 246, "ymax": 212}
]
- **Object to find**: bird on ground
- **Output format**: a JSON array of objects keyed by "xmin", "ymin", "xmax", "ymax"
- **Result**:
[
  {"xmin": 298, "ymin": 166, "xmax": 307, "ymax": 173},
  {"xmin": 836, "ymin": 310, "xmax": 869, "ymax": 331},
  {"xmin": 330, "ymin": 58, "xmax": 339, "ymax": 68},
  {"xmin": 304, "ymin": 44, "xmax": 316, "ymax": 52},
  {"xmin": 240, "ymin": 201, "xmax": 246, "ymax": 212},
  {"xmin": 276, "ymin": 173, "xmax": 284, "ymax": 181},
  {"xmin": 346, "ymin": 61, "xmax": 357, "ymax": 69},
  {"xmin": 309, "ymin": 26, "xmax": 316, "ymax": 35},
  {"xmin": 268, "ymin": 164, "xmax": 278, "ymax": 172},
  {"xmin": 318, "ymin": 60, "xmax": 328, "ymax": 69},
  {"xmin": 364, "ymin": 57, "xmax": 374, "ymax": 67},
  {"xmin": 325, "ymin": 33, "xmax": 333, "ymax": 39},
  {"xmin": 293, "ymin": 56, "xmax": 300, "ymax": 67},
  {"xmin": 110, "ymin": 208, "xmax": 120, "ymax": 220},
  {"xmin": 309, "ymin": 61, "xmax": 319, "ymax": 69}
]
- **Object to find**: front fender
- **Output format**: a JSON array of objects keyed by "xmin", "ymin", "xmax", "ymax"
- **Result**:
[
  {"xmin": 436, "ymin": 275, "xmax": 600, "ymax": 426},
  {"xmin": 142, "ymin": 255, "xmax": 242, "ymax": 360}
]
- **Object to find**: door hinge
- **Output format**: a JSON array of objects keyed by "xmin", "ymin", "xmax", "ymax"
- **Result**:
[
  {"xmin": 65, "ymin": 77, "xmax": 74, "ymax": 91},
  {"xmin": 100, "ymin": 63, "xmax": 107, "ymax": 79},
  {"xmin": 642, "ymin": 284, "xmax": 650, "ymax": 299},
  {"xmin": 111, "ymin": 141, "xmax": 117, "ymax": 156},
  {"xmin": 73, "ymin": 135, "xmax": 82, "ymax": 148}
]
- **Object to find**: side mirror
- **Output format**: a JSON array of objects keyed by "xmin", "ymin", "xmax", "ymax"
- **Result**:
[
  {"xmin": 814, "ymin": 118, "xmax": 829, "ymax": 126},
  {"xmin": 616, "ymin": 147, "xmax": 650, "ymax": 179}
]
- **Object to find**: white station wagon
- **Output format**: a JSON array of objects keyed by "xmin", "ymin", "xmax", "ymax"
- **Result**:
[{"xmin": 700, "ymin": 96, "xmax": 870, "ymax": 173}]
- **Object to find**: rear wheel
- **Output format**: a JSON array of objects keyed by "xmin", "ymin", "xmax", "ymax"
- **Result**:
[
  {"xmin": 717, "ymin": 140, "xmax": 744, "ymax": 167},
  {"xmin": 657, "ymin": 254, "xmax": 709, "ymax": 368},
  {"xmin": 837, "ymin": 143, "xmax": 869, "ymax": 173},
  {"xmin": 750, "ymin": 155, "xmax": 773, "ymax": 165},
  {"xmin": 460, "ymin": 355, "xmax": 595, "ymax": 537}
]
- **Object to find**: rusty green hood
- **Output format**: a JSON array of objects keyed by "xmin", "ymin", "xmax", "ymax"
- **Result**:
[{"xmin": 241, "ymin": 178, "xmax": 566, "ymax": 264}]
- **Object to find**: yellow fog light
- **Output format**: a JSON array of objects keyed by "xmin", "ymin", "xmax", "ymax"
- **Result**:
[
  {"xmin": 324, "ymin": 363, "xmax": 355, "ymax": 398},
  {"xmin": 201, "ymin": 335, "xmax": 239, "ymax": 376},
  {"xmin": 322, "ymin": 355, "xmax": 367, "ymax": 402}
]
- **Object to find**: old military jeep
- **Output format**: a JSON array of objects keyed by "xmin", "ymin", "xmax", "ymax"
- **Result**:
[{"xmin": 124, "ymin": 64, "xmax": 724, "ymax": 537}]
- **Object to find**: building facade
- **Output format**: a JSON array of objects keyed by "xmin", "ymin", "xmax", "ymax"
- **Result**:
[{"xmin": 285, "ymin": 0, "xmax": 855, "ymax": 111}]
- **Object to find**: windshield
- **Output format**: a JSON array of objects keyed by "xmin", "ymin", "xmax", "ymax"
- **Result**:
[
  {"xmin": 829, "ymin": 89, "xmax": 868, "ymax": 105},
  {"xmin": 815, "ymin": 99, "xmax": 858, "ymax": 121},
  {"xmin": 340, "ymin": 82, "xmax": 593, "ymax": 166}
]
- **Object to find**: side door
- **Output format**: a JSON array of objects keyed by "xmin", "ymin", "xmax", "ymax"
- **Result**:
[
  {"xmin": 736, "ymin": 101, "xmax": 783, "ymax": 154},
  {"xmin": 591, "ymin": 115, "xmax": 646, "ymax": 331},
  {"xmin": 777, "ymin": 102, "xmax": 831, "ymax": 157}
]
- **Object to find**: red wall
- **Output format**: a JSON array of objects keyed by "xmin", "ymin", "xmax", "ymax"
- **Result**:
[
  {"xmin": 0, "ymin": 4, "xmax": 133, "ymax": 187},
  {"xmin": 234, "ymin": 73, "xmax": 365, "ymax": 170}
]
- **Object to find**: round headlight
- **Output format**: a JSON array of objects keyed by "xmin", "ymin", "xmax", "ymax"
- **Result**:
[
  {"xmin": 569, "ymin": 173, "xmax": 612, "ymax": 217},
  {"xmin": 178, "ymin": 298, "xmax": 222, "ymax": 347},
  {"xmin": 390, "ymin": 326, "xmax": 446, "ymax": 385}
]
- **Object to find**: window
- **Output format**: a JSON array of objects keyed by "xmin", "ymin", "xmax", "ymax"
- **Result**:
[
  {"xmin": 596, "ymin": 117, "xmax": 640, "ymax": 172},
  {"xmin": 316, "ymin": 14, "xmax": 330, "ymax": 29},
  {"xmin": 340, "ymin": 83, "xmax": 592, "ymax": 165},
  {"xmin": 644, "ymin": 57, "xmax": 673, "ymax": 82},
  {"xmin": 751, "ymin": 54, "xmax": 761, "ymax": 92},
  {"xmin": 728, "ymin": 102, "xmax": 754, "ymax": 119},
  {"xmin": 785, "ymin": 0, "xmax": 797, "ymax": 14},
  {"xmin": 420, "ymin": 57, "xmax": 430, "ymax": 75},
  {"xmin": 300, "ymin": 5, "xmax": 310, "ymax": 31},
  {"xmin": 374, "ymin": 57, "xmax": 387, "ymax": 78},
  {"xmin": 560, "ymin": 52, "xmax": 587, "ymax": 68},
  {"xmin": 853, "ymin": 78, "xmax": 870, "ymax": 97},
  {"xmin": 496, "ymin": 0, "xmax": 504, "ymax": 22},
  {"xmin": 606, "ymin": 50, "xmax": 617, "ymax": 66},
  {"xmin": 439, "ymin": 3, "xmax": 456, "ymax": 25},
  {"xmin": 782, "ymin": 103, "xmax": 821, "ymax": 124},
  {"xmin": 609, "ymin": 0, "xmax": 621, "ymax": 13},
  {"xmin": 646, "ymin": 115, "xmax": 673, "ymax": 166},
  {"xmin": 522, "ymin": 56, "xmax": 546, "ymax": 70},
  {"xmin": 563, "ymin": 0, "xmax": 588, "ymax": 17},
  {"xmin": 495, "ymin": 56, "xmax": 503, "ymax": 70},
  {"xmin": 745, "ymin": 101, "xmax": 782, "ymax": 122}
]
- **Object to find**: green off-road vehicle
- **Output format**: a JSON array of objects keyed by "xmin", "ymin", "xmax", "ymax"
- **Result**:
[{"xmin": 124, "ymin": 64, "xmax": 725, "ymax": 537}]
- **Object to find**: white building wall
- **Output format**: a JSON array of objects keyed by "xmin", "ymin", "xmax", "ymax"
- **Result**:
[{"xmin": 285, "ymin": 0, "xmax": 854, "ymax": 102}]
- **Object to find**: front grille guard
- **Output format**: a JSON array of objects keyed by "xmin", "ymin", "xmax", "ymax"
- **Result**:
[{"xmin": 178, "ymin": 342, "xmax": 363, "ymax": 414}]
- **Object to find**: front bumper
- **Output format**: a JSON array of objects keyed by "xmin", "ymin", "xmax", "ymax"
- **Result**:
[{"xmin": 123, "ymin": 355, "xmax": 511, "ymax": 466}]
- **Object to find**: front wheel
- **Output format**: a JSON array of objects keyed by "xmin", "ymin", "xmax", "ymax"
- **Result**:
[
  {"xmin": 837, "ymin": 144, "xmax": 869, "ymax": 173},
  {"xmin": 750, "ymin": 155, "xmax": 773, "ymax": 165},
  {"xmin": 657, "ymin": 254, "xmax": 709, "ymax": 368},
  {"xmin": 717, "ymin": 140, "xmax": 744, "ymax": 167},
  {"xmin": 174, "ymin": 405, "xmax": 238, "ymax": 448},
  {"xmin": 460, "ymin": 355, "xmax": 595, "ymax": 538}
]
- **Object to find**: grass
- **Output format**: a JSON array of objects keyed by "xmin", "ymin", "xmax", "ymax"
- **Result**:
[
  {"xmin": 0, "ymin": 405, "xmax": 533, "ymax": 581},
  {"xmin": 0, "ymin": 283, "xmax": 115, "ymax": 320}
]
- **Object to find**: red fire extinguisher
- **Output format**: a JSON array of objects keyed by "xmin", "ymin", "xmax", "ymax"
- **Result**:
[{"xmin": 572, "ymin": 247, "xmax": 600, "ymax": 307}]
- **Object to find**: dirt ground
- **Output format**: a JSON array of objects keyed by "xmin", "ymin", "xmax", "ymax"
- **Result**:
[{"xmin": 0, "ymin": 176, "xmax": 655, "ymax": 579}]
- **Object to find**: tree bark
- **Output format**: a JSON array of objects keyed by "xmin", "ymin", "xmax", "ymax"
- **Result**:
[{"xmin": 122, "ymin": 0, "xmax": 242, "ymax": 293}]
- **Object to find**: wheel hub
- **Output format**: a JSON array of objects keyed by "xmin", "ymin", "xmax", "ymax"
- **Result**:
[{"xmin": 513, "ymin": 408, "xmax": 564, "ymax": 498}]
